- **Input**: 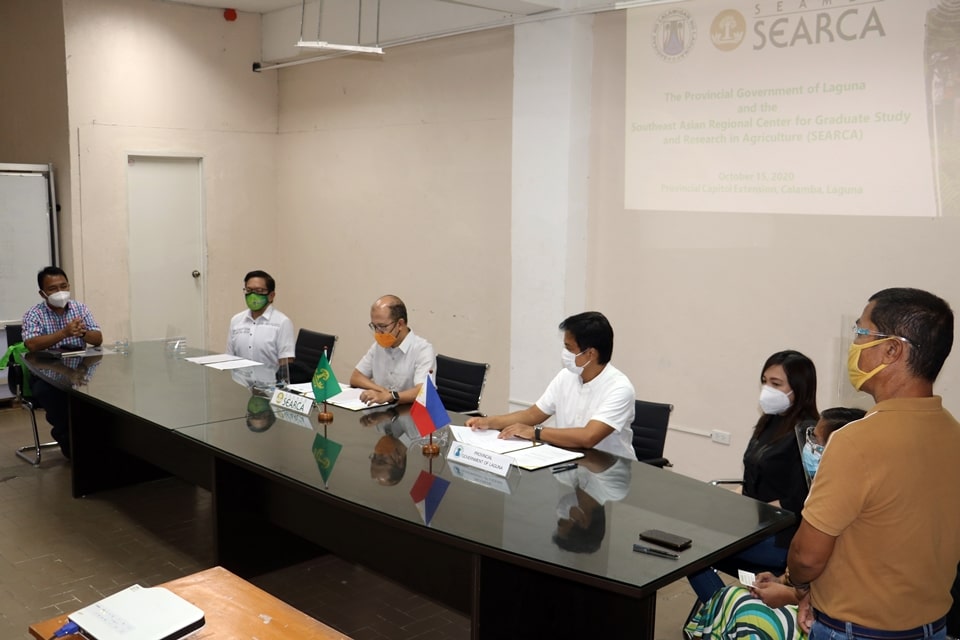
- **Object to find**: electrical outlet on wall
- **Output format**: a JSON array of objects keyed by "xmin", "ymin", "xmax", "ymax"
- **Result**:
[{"xmin": 710, "ymin": 430, "xmax": 731, "ymax": 445}]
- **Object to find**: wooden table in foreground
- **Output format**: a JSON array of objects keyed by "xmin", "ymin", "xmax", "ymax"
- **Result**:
[{"xmin": 29, "ymin": 566, "xmax": 351, "ymax": 640}]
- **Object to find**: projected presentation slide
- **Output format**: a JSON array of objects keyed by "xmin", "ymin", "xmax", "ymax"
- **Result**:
[{"xmin": 624, "ymin": 0, "xmax": 959, "ymax": 216}]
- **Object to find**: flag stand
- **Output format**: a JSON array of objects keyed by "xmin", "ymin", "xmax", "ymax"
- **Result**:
[
  {"xmin": 317, "ymin": 400, "xmax": 333, "ymax": 423},
  {"xmin": 313, "ymin": 347, "xmax": 337, "ymax": 423},
  {"xmin": 421, "ymin": 431, "xmax": 440, "ymax": 456}
]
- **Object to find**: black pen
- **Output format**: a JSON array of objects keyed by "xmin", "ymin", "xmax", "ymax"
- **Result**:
[
  {"xmin": 633, "ymin": 544, "xmax": 679, "ymax": 559},
  {"xmin": 551, "ymin": 463, "xmax": 578, "ymax": 473}
]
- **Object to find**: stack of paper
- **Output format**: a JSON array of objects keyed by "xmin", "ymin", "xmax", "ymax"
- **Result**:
[{"xmin": 448, "ymin": 425, "xmax": 583, "ymax": 471}]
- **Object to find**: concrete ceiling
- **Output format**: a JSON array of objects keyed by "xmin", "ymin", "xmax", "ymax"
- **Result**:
[{"xmin": 162, "ymin": 0, "xmax": 559, "ymax": 16}]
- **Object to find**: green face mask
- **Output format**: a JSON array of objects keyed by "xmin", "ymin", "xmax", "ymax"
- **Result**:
[
  {"xmin": 247, "ymin": 396, "xmax": 271, "ymax": 414},
  {"xmin": 245, "ymin": 292, "xmax": 269, "ymax": 312}
]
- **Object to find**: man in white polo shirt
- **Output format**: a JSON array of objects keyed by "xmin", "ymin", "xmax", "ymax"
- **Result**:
[
  {"xmin": 467, "ymin": 311, "xmax": 636, "ymax": 459},
  {"xmin": 350, "ymin": 294, "xmax": 436, "ymax": 406},
  {"xmin": 226, "ymin": 270, "xmax": 295, "ymax": 377}
]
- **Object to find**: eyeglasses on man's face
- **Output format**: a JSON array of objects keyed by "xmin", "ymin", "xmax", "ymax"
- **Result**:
[
  {"xmin": 851, "ymin": 324, "xmax": 915, "ymax": 348},
  {"xmin": 243, "ymin": 287, "xmax": 270, "ymax": 296},
  {"xmin": 368, "ymin": 319, "xmax": 399, "ymax": 334}
]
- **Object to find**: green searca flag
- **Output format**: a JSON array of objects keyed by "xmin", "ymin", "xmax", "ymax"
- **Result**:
[
  {"xmin": 311, "ymin": 352, "xmax": 341, "ymax": 404},
  {"xmin": 312, "ymin": 433, "xmax": 342, "ymax": 484}
]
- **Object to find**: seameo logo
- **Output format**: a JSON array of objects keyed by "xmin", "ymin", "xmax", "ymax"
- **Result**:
[
  {"xmin": 651, "ymin": 8, "xmax": 697, "ymax": 62},
  {"xmin": 711, "ymin": 9, "xmax": 746, "ymax": 52}
]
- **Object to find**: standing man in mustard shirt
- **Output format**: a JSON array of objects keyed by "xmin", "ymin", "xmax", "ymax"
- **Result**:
[{"xmin": 787, "ymin": 288, "xmax": 960, "ymax": 638}]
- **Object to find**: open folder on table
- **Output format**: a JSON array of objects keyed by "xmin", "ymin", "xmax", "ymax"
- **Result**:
[
  {"xmin": 449, "ymin": 425, "xmax": 583, "ymax": 471},
  {"xmin": 286, "ymin": 383, "xmax": 391, "ymax": 410}
]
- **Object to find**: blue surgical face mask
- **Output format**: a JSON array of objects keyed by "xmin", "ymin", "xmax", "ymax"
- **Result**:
[{"xmin": 802, "ymin": 442, "xmax": 822, "ymax": 478}]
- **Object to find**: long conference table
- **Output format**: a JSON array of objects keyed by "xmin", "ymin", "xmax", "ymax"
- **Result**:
[{"xmin": 26, "ymin": 341, "xmax": 793, "ymax": 640}]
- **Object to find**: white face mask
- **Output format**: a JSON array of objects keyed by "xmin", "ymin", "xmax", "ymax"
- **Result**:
[
  {"xmin": 45, "ymin": 290, "xmax": 70, "ymax": 309},
  {"xmin": 561, "ymin": 348, "xmax": 590, "ymax": 376},
  {"xmin": 759, "ymin": 385, "xmax": 793, "ymax": 415}
]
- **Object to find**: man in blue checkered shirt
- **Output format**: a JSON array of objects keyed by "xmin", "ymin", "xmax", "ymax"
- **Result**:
[{"xmin": 22, "ymin": 266, "xmax": 102, "ymax": 458}]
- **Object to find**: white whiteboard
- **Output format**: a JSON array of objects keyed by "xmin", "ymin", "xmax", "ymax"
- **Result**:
[{"xmin": 0, "ymin": 166, "xmax": 56, "ymax": 325}]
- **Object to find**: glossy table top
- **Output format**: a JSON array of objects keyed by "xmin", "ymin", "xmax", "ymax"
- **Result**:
[
  {"xmin": 177, "ymin": 407, "xmax": 790, "ymax": 595},
  {"xmin": 26, "ymin": 341, "xmax": 272, "ymax": 429},
  {"xmin": 28, "ymin": 341, "xmax": 792, "ymax": 596}
]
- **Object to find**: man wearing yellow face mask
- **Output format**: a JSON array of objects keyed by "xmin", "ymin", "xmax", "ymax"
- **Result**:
[
  {"xmin": 226, "ymin": 270, "xmax": 295, "ymax": 376},
  {"xmin": 785, "ymin": 288, "xmax": 960, "ymax": 640},
  {"xmin": 350, "ymin": 295, "xmax": 436, "ymax": 406}
]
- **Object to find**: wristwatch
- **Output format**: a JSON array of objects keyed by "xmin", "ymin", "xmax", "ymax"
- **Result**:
[
  {"xmin": 783, "ymin": 567, "xmax": 810, "ymax": 591},
  {"xmin": 534, "ymin": 425, "xmax": 543, "ymax": 442},
  {"xmin": 390, "ymin": 390, "xmax": 400, "ymax": 403}
]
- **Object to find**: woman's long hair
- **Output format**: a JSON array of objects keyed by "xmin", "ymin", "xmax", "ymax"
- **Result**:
[{"xmin": 753, "ymin": 350, "xmax": 819, "ymax": 441}]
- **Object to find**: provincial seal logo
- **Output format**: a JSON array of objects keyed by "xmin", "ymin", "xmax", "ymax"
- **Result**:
[{"xmin": 652, "ymin": 8, "xmax": 697, "ymax": 62}]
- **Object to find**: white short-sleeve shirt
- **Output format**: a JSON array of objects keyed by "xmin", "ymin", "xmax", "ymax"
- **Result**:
[
  {"xmin": 535, "ymin": 363, "xmax": 637, "ymax": 460},
  {"xmin": 554, "ymin": 457, "xmax": 632, "ymax": 504},
  {"xmin": 226, "ymin": 305, "xmax": 296, "ymax": 371},
  {"xmin": 354, "ymin": 329, "xmax": 436, "ymax": 392}
]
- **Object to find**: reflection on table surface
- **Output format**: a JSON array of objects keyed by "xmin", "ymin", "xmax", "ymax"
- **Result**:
[
  {"xmin": 27, "ymin": 340, "xmax": 273, "ymax": 429},
  {"xmin": 29, "ymin": 340, "xmax": 792, "ymax": 596},
  {"xmin": 179, "ymin": 402, "xmax": 790, "ymax": 593}
]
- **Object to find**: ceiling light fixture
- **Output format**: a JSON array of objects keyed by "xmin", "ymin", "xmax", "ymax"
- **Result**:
[{"xmin": 296, "ymin": 0, "xmax": 384, "ymax": 56}]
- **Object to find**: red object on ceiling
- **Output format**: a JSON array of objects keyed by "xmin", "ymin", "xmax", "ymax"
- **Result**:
[{"xmin": 223, "ymin": 8, "xmax": 237, "ymax": 21}]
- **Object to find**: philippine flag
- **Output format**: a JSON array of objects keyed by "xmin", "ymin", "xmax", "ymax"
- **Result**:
[
  {"xmin": 409, "ymin": 470, "xmax": 450, "ymax": 526},
  {"xmin": 409, "ymin": 376, "xmax": 450, "ymax": 437}
]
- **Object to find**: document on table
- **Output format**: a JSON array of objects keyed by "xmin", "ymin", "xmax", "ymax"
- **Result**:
[
  {"xmin": 185, "ymin": 353, "xmax": 242, "ymax": 365},
  {"xmin": 287, "ymin": 382, "xmax": 314, "ymax": 395},
  {"xmin": 290, "ymin": 383, "xmax": 391, "ymax": 410},
  {"xmin": 205, "ymin": 358, "xmax": 264, "ymax": 370},
  {"xmin": 449, "ymin": 425, "xmax": 533, "ymax": 455},
  {"xmin": 508, "ymin": 444, "xmax": 583, "ymax": 471}
]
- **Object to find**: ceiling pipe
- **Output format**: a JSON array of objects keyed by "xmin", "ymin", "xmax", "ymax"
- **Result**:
[{"xmin": 253, "ymin": 0, "xmax": 686, "ymax": 71}]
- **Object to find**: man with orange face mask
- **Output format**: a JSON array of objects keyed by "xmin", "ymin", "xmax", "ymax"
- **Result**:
[
  {"xmin": 349, "ymin": 295, "xmax": 436, "ymax": 406},
  {"xmin": 786, "ymin": 288, "xmax": 960, "ymax": 640}
]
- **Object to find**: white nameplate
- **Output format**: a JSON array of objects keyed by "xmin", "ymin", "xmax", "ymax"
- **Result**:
[
  {"xmin": 448, "ymin": 461, "xmax": 513, "ymax": 494},
  {"xmin": 270, "ymin": 389, "xmax": 312, "ymax": 415},
  {"xmin": 446, "ymin": 441, "xmax": 512, "ymax": 477},
  {"xmin": 273, "ymin": 407, "xmax": 314, "ymax": 430}
]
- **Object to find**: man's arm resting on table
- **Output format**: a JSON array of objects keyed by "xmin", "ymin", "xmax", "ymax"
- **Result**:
[
  {"xmin": 350, "ymin": 369, "xmax": 383, "ymax": 391},
  {"xmin": 468, "ymin": 409, "xmax": 617, "ymax": 449},
  {"xmin": 25, "ymin": 328, "xmax": 73, "ymax": 352},
  {"xmin": 466, "ymin": 406, "xmax": 550, "ymax": 431},
  {"xmin": 787, "ymin": 518, "xmax": 836, "ymax": 586},
  {"xmin": 24, "ymin": 318, "xmax": 101, "ymax": 351},
  {"xmin": 502, "ymin": 419, "xmax": 616, "ymax": 448},
  {"xmin": 350, "ymin": 369, "xmax": 409, "ymax": 405}
]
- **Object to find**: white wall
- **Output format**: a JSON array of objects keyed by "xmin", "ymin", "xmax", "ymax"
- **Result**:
[
  {"xmin": 0, "ymin": 0, "xmax": 72, "ymax": 278},
  {"xmin": 274, "ymin": 27, "xmax": 514, "ymax": 411},
  {"xmin": 510, "ymin": 17, "xmax": 593, "ymax": 411},
  {"xmin": 9, "ymin": 1, "xmax": 959, "ymax": 483},
  {"xmin": 588, "ymin": 11, "xmax": 960, "ymax": 480},
  {"xmin": 62, "ymin": 0, "xmax": 279, "ymax": 347}
]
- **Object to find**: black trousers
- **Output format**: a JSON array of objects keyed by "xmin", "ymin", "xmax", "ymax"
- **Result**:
[{"xmin": 30, "ymin": 378, "xmax": 70, "ymax": 456}]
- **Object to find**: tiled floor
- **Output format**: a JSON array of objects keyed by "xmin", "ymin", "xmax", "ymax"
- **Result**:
[{"xmin": 0, "ymin": 402, "xmax": 699, "ymax": 639}]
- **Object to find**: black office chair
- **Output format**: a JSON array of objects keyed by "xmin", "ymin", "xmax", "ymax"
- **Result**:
[
  {"xmin": 434, "ymin": 354, "xmax": 489, "ymax": 415},
  {"xmin": 4, "ymin": 324, "xmax": 58, "ymax": 465},
  {"xmin": 630, "ymin": 399, "xmax": 673, "ymax": 467},
  {"xmin": 288, "ymin": 329, "xmax": 338, "ymax": 384}
]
